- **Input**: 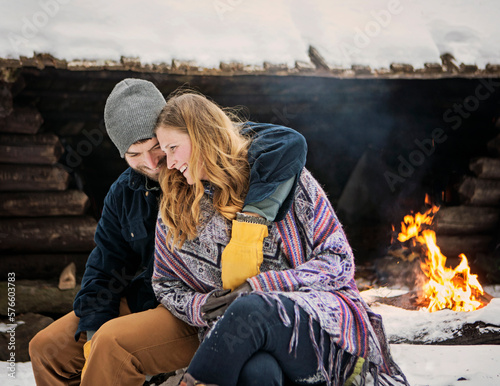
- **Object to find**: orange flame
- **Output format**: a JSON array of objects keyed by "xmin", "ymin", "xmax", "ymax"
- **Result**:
[{"xmin": 397, "ymin": 206, "xmax": 485, "ymax": 312}]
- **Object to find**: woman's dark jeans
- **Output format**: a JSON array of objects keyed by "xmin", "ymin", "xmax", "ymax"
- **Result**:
[{"xmin": 187, "ymin": 294, "xmax": 354, "ymax": 386}]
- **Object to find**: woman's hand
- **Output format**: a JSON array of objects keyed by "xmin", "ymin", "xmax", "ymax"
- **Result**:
[{"xmin": 201, "ymin": 282, "xmax": 252, "ymax": 322}]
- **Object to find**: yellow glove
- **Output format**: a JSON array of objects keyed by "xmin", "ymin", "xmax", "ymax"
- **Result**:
[
  {"xmin": 81, "ymin": 340, "xmax": 92, "ymax": 379},
  {"xmin": 221, "ymin": 220, "xmax": 268, "ymax": 290},
  {"xmin": 344, "ymin": 357, "xmax": 365, "ymax": 386}
]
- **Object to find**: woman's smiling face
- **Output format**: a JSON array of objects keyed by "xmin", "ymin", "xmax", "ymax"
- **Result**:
[{"xmin": 156, "ymin": 125, "xmax": 198, "ymax": 185}]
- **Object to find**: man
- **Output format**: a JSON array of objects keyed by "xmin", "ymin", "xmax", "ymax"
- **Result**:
[{"xmin": 29, "ymin": 78, "xmax": 307, "ymax": 385}]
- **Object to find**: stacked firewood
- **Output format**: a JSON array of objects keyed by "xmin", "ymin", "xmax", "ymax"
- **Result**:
[
  {"xmin": 434, "ymin": 133, "xmax": 500, "ymax": 280},
  {"xmin": 0, "ymin": 79, "xmax": 97, "ymax": 312}
]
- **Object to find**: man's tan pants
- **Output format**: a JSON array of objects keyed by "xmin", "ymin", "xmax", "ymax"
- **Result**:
[{"xmin": 29, "ymin": 300, "xmax": 199, "ymax": 386}]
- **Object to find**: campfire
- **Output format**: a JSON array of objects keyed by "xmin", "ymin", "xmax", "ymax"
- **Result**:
[{"xmin": 394, "ymin": 204, "xmax": 488, "ymax": 313}]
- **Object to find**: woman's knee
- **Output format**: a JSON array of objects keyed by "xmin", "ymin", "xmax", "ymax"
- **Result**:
[
  {"xmin": 238, "ymin": 352, "xmax": 283, "ymax": 386},
  {"xmin": 224, "ymin": 294, "xmax": 292, "ymax": 333},
  {"xmin": 225, "ymin": 293, "xmax": 273, "ymax": 321}
]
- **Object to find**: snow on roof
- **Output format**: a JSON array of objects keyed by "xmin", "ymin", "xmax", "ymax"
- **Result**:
[{"xmin": 1, "ymin": 0, "xmax": 500, "ymax": 76}]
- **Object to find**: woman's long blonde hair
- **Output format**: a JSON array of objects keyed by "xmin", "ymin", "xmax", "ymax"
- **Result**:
[{"xmin": 155, "ymin": 91, "xmax": 251, "ymax": 249}]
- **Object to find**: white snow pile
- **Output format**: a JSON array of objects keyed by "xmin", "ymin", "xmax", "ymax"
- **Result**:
[{"xmin": 1, "ymin": 0, "xmax": 500, "ymax": 69}]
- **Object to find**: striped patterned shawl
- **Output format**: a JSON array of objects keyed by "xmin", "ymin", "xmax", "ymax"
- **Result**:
[{"xmin": 153, "ymin": 169, "xmax": 408, "ymax": 385}]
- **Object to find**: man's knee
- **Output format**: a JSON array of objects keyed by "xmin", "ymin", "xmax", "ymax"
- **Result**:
[
  {"xmin": 29, "ymin": 325, "xmax": 68, "ymax": 363},
  {"xmin": 90, "ymin": 319, "xmax": 117, "ymax": 348},
  {"xmin": 90, "ymin": 315, "xmax": 134, "ymax": 352},
  {"xmin": 29, "ymin": 328, "xmax": 45, "ymax": 359}
]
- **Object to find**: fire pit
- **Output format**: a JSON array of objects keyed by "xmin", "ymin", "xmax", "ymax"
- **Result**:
[
  {"xmin": 361, "ymin": 204, "xmax": 500, "ymax": 346},
  {"xmin": 362, "ymin": 288, "xmax": 500, "ymax": 345},
  {"xmin": 394, "ymin": 205, "xmax": 490, "ymax": 313}
]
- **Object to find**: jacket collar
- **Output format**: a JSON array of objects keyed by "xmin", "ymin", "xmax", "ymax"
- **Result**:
[{"xmin": 127, "ymin": 168, "xmax": 160, "ymax": 192}]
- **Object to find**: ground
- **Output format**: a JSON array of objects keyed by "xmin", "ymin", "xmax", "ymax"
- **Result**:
[{"xmin": 2, "ymin": 284, "xmax": 500, "ymax": 386}]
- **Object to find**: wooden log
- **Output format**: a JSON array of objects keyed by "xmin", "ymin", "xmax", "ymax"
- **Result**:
[
  {"xmin": 390, "ymin": 63, "xmax": 414, "ymax": 73},
  {"xmin": 0, "ymin": 312, "xmax": 54, "ymax": 362},
  {"xmin": 8, "ymin": 73, "xmax": 26, "ymax": 98},
  {"xmin": 0, "ymin": 216, "xmax": 97, "ymax": 252},
  {"xmin": 366, "ymin": 289, "xmax": 494, "ymax": 312},
  {"xmin": 0, "ymin": 133, "xmax": 64, "ymax": 165},
  {"xmin": 397, "ymin": 321, "xmax": 500, "ymax": 345},
  {"xmin": 470, "ymin": 157, "xmax": 500, "ymax": 179},
  {"xmin": 0, "ymin": 66, "xmax": 21, "ymax": 84},
  {"xmin": 0, "ymin": 280, "xmax": 80, "ymax": 315},
  {"xmin": 58, "ymin": 262, "xmax": 76, "ymax": 290},
  {"xmin": 0, "ymin": 83, "xmax": 13, "ymax": 118},
  {"xmin": 435, "ymin": 206, "xmax": 500, "ymax": 234},
  {"xmin": 0, "ymin": 253, "xmax": 88, "ymax": 280},
  {"xmin": 0, "ymin": 105, "xmax": 43, "ymax": 134},
  {"xmin": 308, "ymin": 45, "xmax": 330, "ymax": 70},
  {"xmin": 0, "ymin": 164, "xmax": 70, "ymax": 191},
  {"xmin": 374, "ymin": 255, "xmax": 425, "ymax": 290},
  {"xmin": 0, "ymin": 190, "xmax": 89, "ymax": 217},
  {"xmin": 435, "ymin": 234, "xmax": 493, "ymax": 257},
  {"xmin": 458, "ymin": 177, "xmax": 500, "ymax": 206},
  {"xmin": 487, "ymin": 134, "xmax": 500, "ymax": 157}
]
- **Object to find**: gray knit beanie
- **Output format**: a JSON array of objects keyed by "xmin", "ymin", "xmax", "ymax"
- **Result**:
[{"xmin": 104, "ymin": 78, "xmax": 166, "ymax": 158}]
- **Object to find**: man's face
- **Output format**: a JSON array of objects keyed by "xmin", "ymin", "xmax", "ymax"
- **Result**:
[{"xmin": 124, "ymin": 137, "xmax": 166, "ymax": 181}]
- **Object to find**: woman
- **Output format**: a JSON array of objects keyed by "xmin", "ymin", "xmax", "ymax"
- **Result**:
[{"xmin": 152, "ymin": 91, "xmax": 408, "ymax": 386}]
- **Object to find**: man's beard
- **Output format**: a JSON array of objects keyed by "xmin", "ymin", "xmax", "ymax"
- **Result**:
[{"xmin": 135, "ymin": 157, "xmax": 166, "ymax": 181}]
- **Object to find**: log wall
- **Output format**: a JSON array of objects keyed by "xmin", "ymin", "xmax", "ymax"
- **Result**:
[
  {"xmin": 0, "ymin": 77, "xmax": 96, "ymax": 302},
  {"xmin": 1, "ymin": 62, "xmax": 499, "ymax": 309},
  {"xmin": 434, "ymin": 137, "xmax": 500, "ymax": 282}
]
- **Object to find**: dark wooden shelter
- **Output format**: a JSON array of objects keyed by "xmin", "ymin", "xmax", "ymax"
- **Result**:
[{"xmin": 1, "ymin": 50, "xmax": 500, "ymax": 318}]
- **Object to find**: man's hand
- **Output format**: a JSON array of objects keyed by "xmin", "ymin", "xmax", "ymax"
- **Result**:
[{"xmin": 201, "ymin": 282, "xmax": 252, "ymax": 322}]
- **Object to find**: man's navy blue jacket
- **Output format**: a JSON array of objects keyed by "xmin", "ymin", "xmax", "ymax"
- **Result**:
[{"xmin": 73, "ymin": 122, "xmax": 307, "ymax": 339}]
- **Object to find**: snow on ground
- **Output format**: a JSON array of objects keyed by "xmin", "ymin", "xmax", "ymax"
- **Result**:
[
  {"xmin": 3, "ymin": 346, "xmax": 500, "ymax": 385},
  {"xmin": 391, "ymin": 345, "xmax": 500, "ymax": 386},
  {"xmin": 364, "ymin": 285, "xmax": 500, "ymax": 385},
  {"xmin": 1, "ymin": 1, "xmax": 500, "ymax": 68},
  {"xmin": 1, "ymin": 362, "xmax": 35, "ymax": 386}
]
